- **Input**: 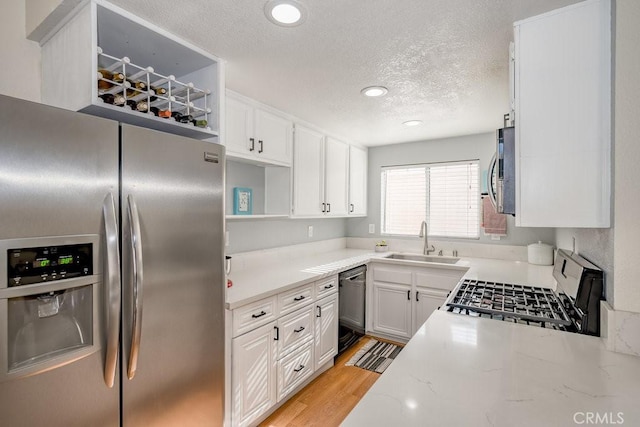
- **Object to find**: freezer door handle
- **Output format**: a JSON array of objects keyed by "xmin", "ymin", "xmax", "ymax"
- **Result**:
[
  {"xmin": 127, "ymin": 194, "xmax": 145, "ymax": 380},
  {"xmin": 103, "ymin": 193, "xmax": 121, "ymax": 388}
]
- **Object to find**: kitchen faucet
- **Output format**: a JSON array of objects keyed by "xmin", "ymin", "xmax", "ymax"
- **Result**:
[{"xmin": 419, "ymin": 221, "xmax": 436, "ymax": 255}]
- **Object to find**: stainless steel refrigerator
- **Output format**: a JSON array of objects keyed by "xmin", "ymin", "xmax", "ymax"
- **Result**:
[{"xmin": 0, "ymin": 95, "xmax": 225, "ymax": 426}]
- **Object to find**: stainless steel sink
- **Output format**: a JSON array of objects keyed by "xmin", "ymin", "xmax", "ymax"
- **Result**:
[{"xmin": 386, "ymin": 253, "xmax": 460, "ymax": 264}]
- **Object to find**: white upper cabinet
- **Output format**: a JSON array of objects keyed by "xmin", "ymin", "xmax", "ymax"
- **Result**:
[
  {"xmin": 292, "ymin": 124, "xmax": 325, "ymax": 216},
  {"xmin": 40, "ymin": 1, "xmax": 222, "ymax": 140},
  {"xmin": 324, "ymin": 137, "xmax": 350, "ymax": 216},
  {"xmin": 514, "ymin": 0, "xmax": 611, "ymax": 227},
  {"xmin": 292, "ymin": 125, "xmax": 352, "ymax": 217},
  {"xmin": 225, "ymin": 91, "xmax": 292, "ymax": 166},
  {"xmin": 348, "ymin": 145, "xmax": 367, "ymax": 216}
]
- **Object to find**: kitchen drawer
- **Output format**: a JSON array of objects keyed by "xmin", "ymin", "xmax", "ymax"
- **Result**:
[
  {"xmin": 277, "ymin": 305, "xmax": 314, "ymax": 359},
  {"xmin": 314, "ymin": 275, "xmax": 338, "ymax": 299},
  {"xmin": 232, "ymin": 296, "xmax": 278, "ymax": 338},
  {"xmin": 276, "ymin": 340, "xmax": 314, "ymax": 402},
  {"xmin": 278, "ymin": 284, "xmax": 313, "ymax": 317}
]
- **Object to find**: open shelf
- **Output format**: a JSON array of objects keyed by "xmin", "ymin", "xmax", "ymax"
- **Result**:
[
  {"xmin": 226, "ymin": 214, "xmax": 290, "ymax": 220},
  {"xmin": 41, "ymin": 0, "xmax": 222, "ymax": 140}
]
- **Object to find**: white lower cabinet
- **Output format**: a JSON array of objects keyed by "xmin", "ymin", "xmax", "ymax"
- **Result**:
[
  {"xmin": 371, "ymin": 282, "xmax": 413, "ymax": 340},
  {"xmin": 368, "ymin": 262, "xmax": 465, "ymax": 342},
  {"xmin": 414, "ymin": 287, "xmax": 448, "ymax": 333},
  {"xmin": 230, "ymin": 275, "xmax": 339, "ymax": 425},
  {"xmin": 314, "ymin": 293, "xmax": 339, "ymax": 370},
  {"xmin": 231, "ymin": 321, "xmax": 278, "ymax": 427},
  {"xmin": 277, "ymin": 341, "xmax": 314, "ymax": 402}
]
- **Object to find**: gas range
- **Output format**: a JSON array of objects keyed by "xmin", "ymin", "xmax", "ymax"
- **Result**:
[{"xmin": 445, "ymin": 250, "xmax": 604, "ymax": 335}]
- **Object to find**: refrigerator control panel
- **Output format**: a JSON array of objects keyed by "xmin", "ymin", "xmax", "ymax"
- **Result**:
[{"xmin": 7, "ymin": 243, "xmax": 93, "ymax": 287}]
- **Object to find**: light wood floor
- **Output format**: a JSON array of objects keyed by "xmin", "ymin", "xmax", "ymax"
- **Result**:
[{"xmin": 260, "ymin": 337, "xmax": 394, "ymax": 427}]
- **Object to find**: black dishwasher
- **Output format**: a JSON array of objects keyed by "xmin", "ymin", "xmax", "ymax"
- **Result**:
[{"xmin": 338, "ymin": 265, "xmax": 366, "ymax": 355}]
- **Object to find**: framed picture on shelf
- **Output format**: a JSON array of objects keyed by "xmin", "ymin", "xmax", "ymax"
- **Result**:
[{"xmin": 233, "ymin": 187, "xmax": 253, "ymax": 215}]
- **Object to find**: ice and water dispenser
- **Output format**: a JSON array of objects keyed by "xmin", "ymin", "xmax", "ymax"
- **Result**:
[{"xmin": 0, "ymin": 236, "xmax": 100, "ymax": 380}]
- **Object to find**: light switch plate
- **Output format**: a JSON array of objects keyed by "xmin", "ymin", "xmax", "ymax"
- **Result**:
[{"xmin": 368, "ymin": 224, "xmax": 375, "ymax": 234}]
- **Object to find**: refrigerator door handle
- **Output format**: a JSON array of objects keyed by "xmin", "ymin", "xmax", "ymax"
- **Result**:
[
  {"xmin": 103, "ymin": 193, "xmax": 121, "ymax": 388},
  {"xmin": 127, "ymin": 194, "xmax": 144, "ymax": 380}
]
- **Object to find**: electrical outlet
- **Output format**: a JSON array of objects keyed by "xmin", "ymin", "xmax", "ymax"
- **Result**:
[
  {"xmin": 308, "ymin": 225, "xmax": 313, "ymax": 238},
  {"xmin": 225, "ymin": 231, "xmax": 229, "ymax": 246},
  {"xmin": 368, "ymin": 224, "xmax": 375, "ymax": 234}
]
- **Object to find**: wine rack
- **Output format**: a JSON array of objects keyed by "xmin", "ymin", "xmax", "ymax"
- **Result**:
[
  {"xmin": 40, "ymin": 0, "xmax": 221, "ymax": 140},
  {"xmin": 97, "ymin": 48, "xmax": 212, "ymax": 131}
]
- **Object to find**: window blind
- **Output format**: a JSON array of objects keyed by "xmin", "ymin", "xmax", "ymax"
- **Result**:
[{"xmin": 381, "ymin": 161, "xmax": 479, "ymax": 239}]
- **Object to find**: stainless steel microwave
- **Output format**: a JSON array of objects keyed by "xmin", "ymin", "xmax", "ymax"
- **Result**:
[{"xmin": 487, "ymin": 126, "xmax": 515, "ymax": 215}]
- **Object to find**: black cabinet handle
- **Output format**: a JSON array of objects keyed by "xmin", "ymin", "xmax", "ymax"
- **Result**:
[
  {"xmin": 258, "ymin": 140, "xmax": 264, "ymax": 153},
  {"xmin": 274, "ymin": 326, "xmax": 279, "ymax": 341},
  {"xmin": 293, "ymin": 364, "xmax": 305, "ymax": 372},
  {"xmin": 293, "ymin": 295, "xmax": 305, "ymax": 301},
  {"xmin": 321, "ymin": 202, "xmax": 326, "ymax": 213},
  {"xmin": 316, "ymin": 305, "xmax": 322, "ymax": 318},
  {"xmin": 407, "ymin": 290, "xmax": 411, "ymax": 300},
  {"xmin": 416, "ymin": 291, "xmax": 419, "ymax": 301},
  {"xmin": 294, "ymin": 326, "xmax": 305, "ymax": 333},
  {"xmin": 324, "ymin": 284, "xmax": 334, "ymax": 289},
  {"xmin": 249, "ymin": 138, "xmax": 255, "ymax": 151},
  {"xmin": 327, "ymin": 203, "xmax": 331, "ymax": 213},
  {"xmin": 350, "ymin": 203, "xmax": 354, "ymax": 213},
  {"xmin": 251, "ymin": 310, "xmax": 266, "ymax": 319}
]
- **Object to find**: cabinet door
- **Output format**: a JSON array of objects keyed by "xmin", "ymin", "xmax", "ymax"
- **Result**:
[
  {"xmin": 371, "ymin": 282, "xmax": 412, "ymax": 340},
  {"xmin": 254, "ymin": 108, "xmax": 292, "ymax": 165},
  {"xmin": 232, "ymin": 321, "xmax": 278, "ymax": 427},
  {"xmin": 225, "ymin": 96, "xmax": 254, "ymax": 158},
  {"xmin": 413, "ymin": 288, "xmax": 448, "ymax": 334},
  {"xmin": 348, "ymin": 145, "xmax": 367, "ymax": 215},
  {"xmin": 314, "ymin": 293, "xmax": 339, "ymax": 370},
  {"xmin": 515, "ymin": 0, "xmax": 610, "ymax": 227},
  {"xmin": 324, "ymin": 137, "xmax": 350, "ymax": 216},
  {"xmin": 293, "ymin": 124, "xmax": 325, "ymax": 216}
]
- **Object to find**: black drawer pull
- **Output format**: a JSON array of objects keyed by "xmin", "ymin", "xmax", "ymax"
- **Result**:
[
  {"xmin": 324, "ymin": 284, "xmax": 334, "ymax": 289},
  {"xmin": 293, "ymin": 295, "xmax": 305, "ymax": 301},
  {"xmin": 416, "ymin": 291, "xmax": 419, "ymax": 302},
  {"xmin": 407, "ymin": 290, "xmax": 411, "ymax": 300},
  {"xmin": 274, "ymin": 326, "xmax": 279, "ymax": 341},
  {"xmin": 251, "ymin": 311, "xmax": 267, "ymax": 319},
  {"xmin": 294, "ymin": 326, "xmax": 305, "ymax": 333},
  {"xmin": 293, "ymin": 364, "xmax": 305, "ymax": 372}
]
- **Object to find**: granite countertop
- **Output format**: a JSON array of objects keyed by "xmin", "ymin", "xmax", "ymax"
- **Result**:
[{"xmin": 343, "ymin": 310, "xmax": 640, "ymax": 426}]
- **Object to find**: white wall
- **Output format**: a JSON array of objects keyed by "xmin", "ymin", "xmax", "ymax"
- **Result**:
[
  {"xmin": 0, "ymin": 1, "xmax": 41, "ymax": 102},
  {"xmin": 347, "ymin": 132, "xmax": 556, "ymax": 247}
]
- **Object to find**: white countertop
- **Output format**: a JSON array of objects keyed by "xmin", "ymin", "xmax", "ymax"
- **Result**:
[
  {"xmin": 226, "ymin": 250, "xmax": 556, "ymax": 310},
  {"xmin": 343, "ymin": 310, "xmax": 640, "ymax": 426},
  {"xmin": 226, "ymin": 249, "xmax": 377, "ymax": 309}
]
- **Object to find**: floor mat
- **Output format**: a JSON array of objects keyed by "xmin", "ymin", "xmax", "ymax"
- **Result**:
[{"xmin": 345, "ymin": 338, "xmax": 402, "ymax": 374}]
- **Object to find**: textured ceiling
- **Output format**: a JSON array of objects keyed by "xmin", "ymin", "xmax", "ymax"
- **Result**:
[{"xmin": 110, "ymin": 0, "xmax": 581, "ymax": 146}]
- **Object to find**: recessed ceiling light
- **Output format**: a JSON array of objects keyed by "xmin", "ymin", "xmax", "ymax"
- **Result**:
[
  {"xmin": 265, "ymin": 0, "xmax": 306, "ymax": 26},
  {"xmin": 403, "ymin": 120, "xmax": 423, "ymax": 127},
  {"xmin": 361, "ymin": 86, "xmax": 388, "ymax": 97}
]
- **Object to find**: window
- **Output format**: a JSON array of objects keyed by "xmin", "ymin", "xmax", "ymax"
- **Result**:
[{"xmin": 381, "ymin": 161, "xmax": 479, "ymax": 238}]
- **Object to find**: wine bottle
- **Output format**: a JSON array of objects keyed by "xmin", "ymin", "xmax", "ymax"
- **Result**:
[
  {"xmin": 98, "ymin": 70, "xmax": 125, "ymax": 90},
  {"xmin": 150, "ymin": 107, "xmax": 171, "ymax": 118},
  {"xmin": 176, "ymin": 114, "xmax": 194, "ymax": 124},
  {"xmin": 100, "ymin": 93, "xmax": 125, "ymax": 106},
  {"xmin": 192, "ymin": 119, "xmax": 208, "ymax": 128}
]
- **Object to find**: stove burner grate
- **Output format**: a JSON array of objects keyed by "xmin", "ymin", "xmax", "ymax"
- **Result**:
[{"xmin": 447, "ymin": 279, "xmax": 573, "ymax": 327}]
